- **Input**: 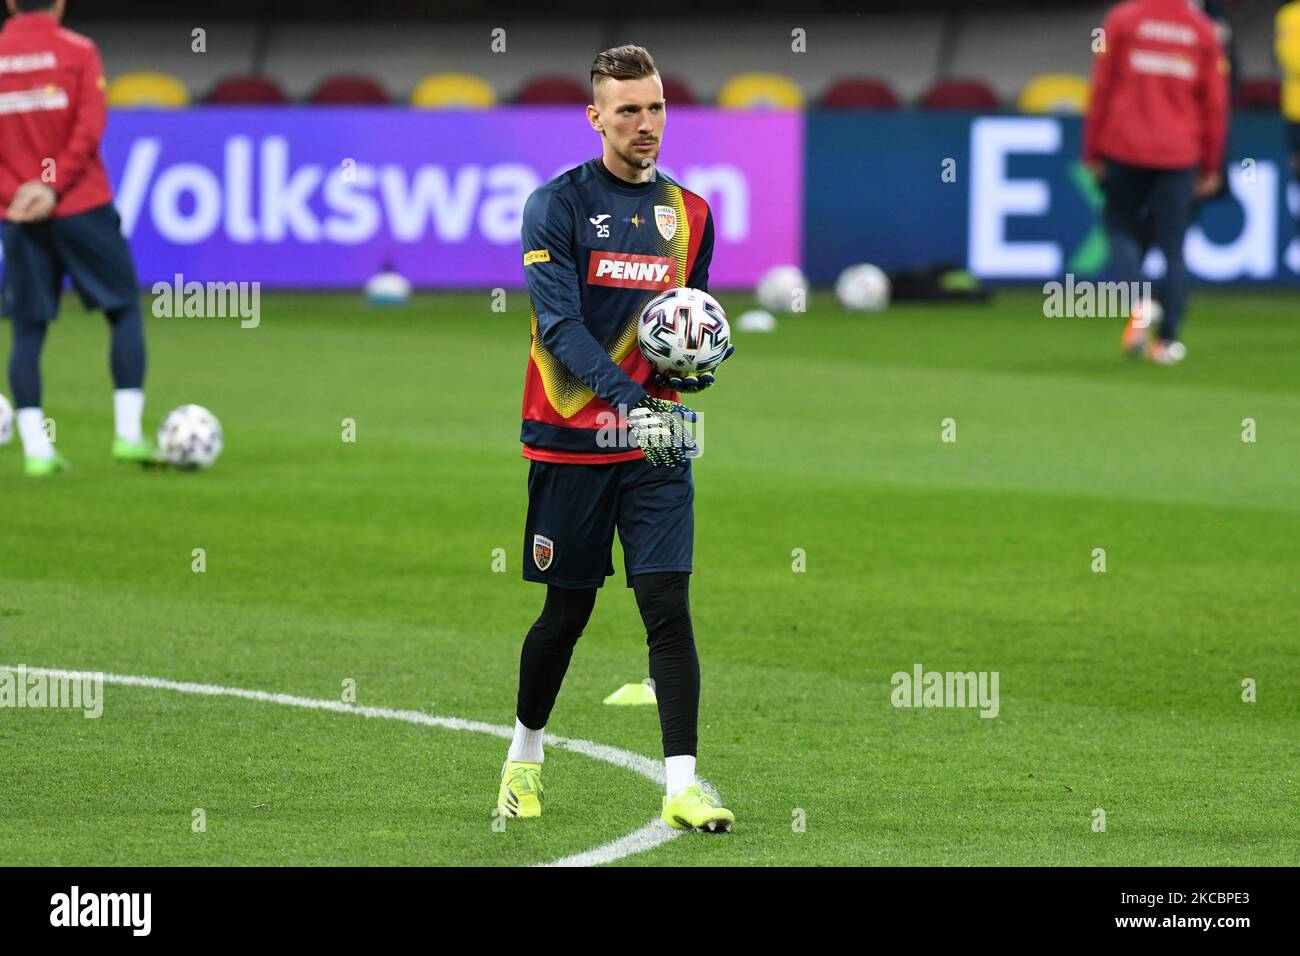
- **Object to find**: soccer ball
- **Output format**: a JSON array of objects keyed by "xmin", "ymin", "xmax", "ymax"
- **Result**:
[
  {"xmin": 364, "ymin": 269, "xmax": 411, "ymax": 306},
  {"xmin": 756, "ymin": 265, "xmax": 807, "ymax": 313},
  {"xmin": 158, "ymin": 404, "xmax": 223, "ymax": 469},
  {"xmin": 637, "ymin": 287, "xmax": 732, "ymax": 378},
  {"xmin": 0, "ymin": 392, "xmax": 12, "ymax": 447},
  {"xmin": 836, "ymin": 263, "xmax": 891, "ymax": 312}
]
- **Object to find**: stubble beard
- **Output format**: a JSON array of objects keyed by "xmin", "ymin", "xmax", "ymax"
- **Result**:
[{"xmin": 618, "ymin": 143, "xmax": 659, "ymax": 181}]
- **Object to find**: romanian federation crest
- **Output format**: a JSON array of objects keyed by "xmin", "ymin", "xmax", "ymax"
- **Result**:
[
  {"xmin": 533, "ymin": 534, "xmax": 554, "ymax": 571},
  {"xmin": 654, "ymin": 205, "xmax": 677, "ymax": 241}
]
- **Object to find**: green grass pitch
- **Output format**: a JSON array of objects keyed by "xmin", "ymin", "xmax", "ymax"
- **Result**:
[{"xmin": 1, "ymin": 289, "xmax": 1297, "ymax": 866}]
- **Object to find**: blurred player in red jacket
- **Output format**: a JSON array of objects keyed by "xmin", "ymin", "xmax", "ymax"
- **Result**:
[
  {"xmin": 1, "ymin": 0, "xmax": 153, "ymax": 475},
  {"xmin": 1083, "ymin": 0, "xmax": 1229, "ymax": 365}
]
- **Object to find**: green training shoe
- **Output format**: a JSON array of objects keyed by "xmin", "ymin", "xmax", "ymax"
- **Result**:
[
  {"xmin": 112, "ymin": 436, "xmax": 163, "ymax": 465},
  {"xmin": 497, "ymin": 760, "xmax": 543, "ymax": 818},
  {"xmin": 24, "ymin": 452, "xmax": 71, "ymax": 477},
  {"xmin": 662, "ymin": 783, "xmax": 734, "ymax": 833}
]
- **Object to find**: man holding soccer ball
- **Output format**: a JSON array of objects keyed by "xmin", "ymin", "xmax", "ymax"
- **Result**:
[
  {"xmin": 499, "ymin": 45, "xmax": 735, "ymax": 832},
  {"xmin": 0, "ymin": 0, "xmax": 154, "ymax": 475}
]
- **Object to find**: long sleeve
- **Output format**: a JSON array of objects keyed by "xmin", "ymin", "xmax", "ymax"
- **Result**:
[
  {"xmin": 686, "ymin": 207, "xmax": 714, "ymax": 293},
  {"xmin": 50, "ymin": 44, "xmax": 107, "ymax": 199},
  {"xmin": 1082, "ymin": 10, "xmax": 1119, "ymax": 164},
  {"xmin": 0, "ymin": 164, "xmax": 23, "ymax": 208},
  {"xmin": 522, "ymin": 188, "xmax": 648, "ymax": 412},
  {"xmin": 1198, "ymin": 32, "xmax": 1230, "ymax": 176}
]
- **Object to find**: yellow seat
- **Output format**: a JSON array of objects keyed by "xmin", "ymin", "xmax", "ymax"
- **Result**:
[
  {"xmin": 411, "ymin": 73, "xmax": 497, "ymax": 109},
  {"xmin": 1278, "ymin": 0, "xmax": 1300, "ymax": 122},
  {"xmin": 717, "ymin": 72, "xmax": 804, "ymax": 109},
  {"xmin": 105, "ymin": 71, "xmax": 190, "ymax": 108},
  {"xmin": 1017, "ymin": 74, "xmax": 1089, "ymax": 115}
]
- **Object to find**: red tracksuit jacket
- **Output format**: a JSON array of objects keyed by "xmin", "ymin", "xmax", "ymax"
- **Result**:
[
  {"xmin": 0, "ymin": 11, "xmax": 114, "ymax": 219},
  {"xmin": 1083, "ymin": 0, "xmax": 1229, "ymax": 176}
]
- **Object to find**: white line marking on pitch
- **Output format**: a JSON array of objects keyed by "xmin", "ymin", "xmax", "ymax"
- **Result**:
[{"xmin": 7, "ymin": 666, "xmax": 681, "ymax": 867}]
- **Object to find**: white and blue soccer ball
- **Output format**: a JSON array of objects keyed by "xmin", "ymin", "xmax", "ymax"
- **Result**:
[
  {"xmin": 158, "ymin": 404, "xmax": 223, "ymax": 470},
  {"xmin": 364, "ymin": 269, "xmax": 412, "ymax": 306},
  {"xmin": 0, "ymin": 392, "xmax": 12, "ymax": 447},
  {"xmin": 756, "ymin": 264, "xmax": 807, "ymax": 313},
  {"xmin": 836, "ymin": 263, "xmax": 891, "ymax": 312},
  {"xmin": 637, "ymin": 287, "xmax": 732, "ymax": 378}
]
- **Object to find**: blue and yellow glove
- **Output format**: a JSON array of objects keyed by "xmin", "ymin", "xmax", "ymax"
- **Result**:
[
  {"xmin": 627, "ymin": 395, "xmax": 697, "ymax": 467},
  {"xmin": 653, "ymin": 345, "xmax": 736, "ymax": 392}
]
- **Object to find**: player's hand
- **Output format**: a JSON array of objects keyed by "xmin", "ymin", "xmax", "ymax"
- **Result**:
[
  {"xmin": 654, "ymin": 345, "xmax": 735, "ymax": 392},
  {"xmin": 7, "ymin": 181, "xmax": 57, "ymax": 222},
  {"xmin": 9, "ymin": 182, "xmax": 54, "ymax": 221},
  {"xmin": 1194, "ymin": 171, "xmax": 1223, "ymax": 200},
  {"xmin": 627, "ymin": 395, "xmax": 696, "ymax": 467}
]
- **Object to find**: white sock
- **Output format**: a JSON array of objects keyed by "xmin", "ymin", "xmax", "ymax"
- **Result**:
[
  {"xmin": 665, "ymin": 755, "xmax": 696, "ymax": 798},
  {"xmin": 17, "ymin": 407, "xmax": 53, "ymax": 459},
  {"xmin": 113, "ymin": 388, "xmax": 144, "ymax": 442},
  {"xmin": 507, "ymin": 718, "xmax": 544, "ymax": 763}
]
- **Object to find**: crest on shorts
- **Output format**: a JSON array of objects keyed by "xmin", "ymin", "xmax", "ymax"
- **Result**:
[
  {"xmin": 533, "ymin": 534, "xmax": 554, "ymax": 571},
  {"xmin": 654, "ymin": 205, "xmax": 677, "ymax": 241}
]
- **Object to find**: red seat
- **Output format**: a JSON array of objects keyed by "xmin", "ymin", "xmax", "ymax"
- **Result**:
[
  {"xmin": 516, "ymin": 75, "xmax": 590, "ymax": 104},
  {"xmin": 820, "ymin": 76, "xmax": 900, "ymax": 110},
  {"xmin": 922, "ymin": 79, "xmax": 1000, "ymax": 111},
  {"xmin": 310, "ymin": 75, "xmax": 391, "ymax": 105},
  {"xmin": 659, "ymin": 75, "xmax": 696, "ymax": 105},
  {"xmin": 206, "ymin": 75, "xmax": 288, "ymax": 105},
  {"xmin": 1234, "ymin": 78, "xmax": 1281, "ymax": 112}
]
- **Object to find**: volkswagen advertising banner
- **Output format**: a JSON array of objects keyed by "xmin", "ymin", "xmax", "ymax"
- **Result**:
[
  {"xmin": 4, "ymin": 108, "xmax": 1297, "ymax": 289},
  {"xmin": 53, "ymin": 106, "xmax": 804, "ymax": 289}
]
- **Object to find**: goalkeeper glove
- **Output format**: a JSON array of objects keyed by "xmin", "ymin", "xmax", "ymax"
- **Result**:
[
  {"xmin": 653, "ymin": 345, "xmax": 736, "ymax": 392},
  {"xmin": 627, "ymin": 395, "xmax": 697, "ymax": 467}
]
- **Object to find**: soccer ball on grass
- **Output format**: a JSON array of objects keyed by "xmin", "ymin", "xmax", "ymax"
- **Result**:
[
  {"xmin": 755, "ymin": 265, "xmax": 807, "ymax": 313},
  {"xmin": 158, "ymin": 404, "xmax": 223, "ymax": 470},
  {"xmin": 836, "ymin": 263, "xmax": 891, "ymax": 312}
]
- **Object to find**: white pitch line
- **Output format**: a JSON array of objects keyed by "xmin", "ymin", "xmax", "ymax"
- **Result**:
[{"xmin": 5, "ymin": 665, "xmax": 681, "ymax": 867}]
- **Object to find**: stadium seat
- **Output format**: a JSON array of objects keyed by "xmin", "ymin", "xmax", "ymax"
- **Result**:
[
  {"xmin": 659, "ymin": 75, "xmax": 696, "ymax": 105},
  {"xmin": 819, "ymin": 76, "xmax": 900, "ymax": 110},
  {"xmin": 207, "ymin": 75, "xmax": 289, "ymax": 105},
  {"xmin": 1234, "ymin": 78, "xmax": 1281, "ymax": 112},
  {"xmin": 516, "ymin": 76, "xmax": 590, "ymax": 104},
  {"xmin": 717, "ymin": 73, "xmax": 805, "ymax": 109},
  {"xmin": 921, "ymin": 79, "xmax": 1000, "ymax": 111},
  {"xmin": 1017, "ymin": 73, "xmax": 1090, "ymax": 114},
  {"xmin": 410, "ymin": 73, "xmax": 498, "ymax": 109},
  {"xmin": 310, "ymin": 75, "xmax": 391, "ymax": 105},
  {"xmin": 105, "ymin": 72, "xmax": 189, "ymax": 108}
]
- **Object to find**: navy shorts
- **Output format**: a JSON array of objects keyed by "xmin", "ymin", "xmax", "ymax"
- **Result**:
[
  {"xmin": 1, "ymin": 203, "xmax": 138, "ymax": 324},
  {"xmin": 523, "ymin": 456, "xmax": 693, "ymax": 589}
]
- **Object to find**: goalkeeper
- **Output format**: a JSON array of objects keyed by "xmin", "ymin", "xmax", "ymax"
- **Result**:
[{"xmin": 499, "ymin": 44, "xmax": 734, "ymax": 832}]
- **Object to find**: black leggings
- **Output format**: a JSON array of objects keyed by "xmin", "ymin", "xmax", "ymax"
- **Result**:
[
  {"xmin": 7, "ymin": 301, "xmax": 145, "ymax": 408},
  {"xmin": 1102, "ymin": 160, "xmax": 1195, "ymax": 342},
  {"xmin": 515, "ymin": 572, "xmax": 700, "ymax": 758}
]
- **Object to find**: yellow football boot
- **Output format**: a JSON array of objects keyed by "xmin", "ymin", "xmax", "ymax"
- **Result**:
[
  {"xmin": 497, "ymin": 760, "xmax": 543, "ymax": 818},
  {"xmin": 661, "ymin": 783, "xmax": 734, "ymax": 833}
]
